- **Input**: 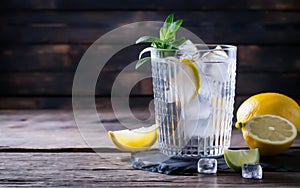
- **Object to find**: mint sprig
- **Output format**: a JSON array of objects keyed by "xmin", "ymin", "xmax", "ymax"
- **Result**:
[{"xmin": 135, "ymin": 14, "xmax": 186, "ymax": 69}]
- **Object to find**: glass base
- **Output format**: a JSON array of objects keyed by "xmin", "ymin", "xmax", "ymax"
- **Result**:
[
  {"xmin": 129, "ymin": 149, "xmax": 228, "ymax": 175},
  {"xmin": 159, "ymin": 140, "xmax": 228, "ymax": 157},
  {"xmin": 130, "ymin": 149, "xmax": 170, "ymax": 169},
  {"xmin": 130, "ymin": 148, "xmax": 224, "ymax": 170}
]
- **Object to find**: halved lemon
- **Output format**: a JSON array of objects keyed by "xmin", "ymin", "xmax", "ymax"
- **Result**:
[
  {"xmin": 224, "ymin": 148, "xmax": 260, "ymax": 171},
  {"xmin": 108, "ymin": 124, "xmax": 158, "ymax": 152},
  {"xmin": 235, "ymin": 92, "xmax": 300, "ymax": 131},
  {"xmin": 242, "ymin": 115, "xmax": 297, "ymax": 156}
]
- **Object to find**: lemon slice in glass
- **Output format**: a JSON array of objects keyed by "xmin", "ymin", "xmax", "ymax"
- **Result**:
[
  {"xmin": 108, "ymin": 124, "xmax": 158, "ymax": 152},
  {"xmin": 242, "ymin": 114, "xmax": 297, "ymax": 156},
  {"xmin": 180, "ymin": 58, "xmax": 200, "ymax": 100},
  {"xmin": 168, "ymin": 58, "xmax": 200, "ymax": 104},
  {"xmin": 224, "ymin": 148, "xmax": 260, "ymax": 171}
]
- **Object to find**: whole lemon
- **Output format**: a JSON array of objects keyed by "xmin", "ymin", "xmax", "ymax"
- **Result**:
[{"xmin": 235, "ymin": 92, "xmax": 300, "ymax": 131}]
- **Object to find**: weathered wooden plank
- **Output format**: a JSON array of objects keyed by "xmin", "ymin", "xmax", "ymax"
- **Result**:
[
  {"xmin": 1, "ymin": 25, "xmax": 298, "ymax": 45},
  {"xmin": 0, "ymin": 72, "xmax": 153, "ymax": 96},
  {"xmin": 0, "ymin": 97, "xmax": 146, "ymax": 109},
  {"xmin": 0, "ymin": 0, "xmax": 299, "ymax": 11},
  {"xmin": 238, "ymin": 45, "xmax": 300, "ymax": 73},
  {"xmin": 1, "ymin": 11, "xmax": 299, "ymax": 44},
  {"xmin": 0, "ymin": 44, "xmax": 148, "ymax": 72},
  {"xmin": 0, "ymin": 152, "xmax": 300, "ymax": 187},
  {"xmin": 0, "ymin": 44, "xmax": 86, "ymax": 72},
  {"xmin": 2, "ymin": 11, "xmax": 299, "ymax": 27},
  {"xmin": 0, "ymin": 109, "xmax": 156, "ymax": 149},
  {"xmin": 0, "ymin": 110, "xmax": 299, "ymax": 186},
  {"xmin": 0, "ymin": 72, "xmax": 299, "ymax": 96},
  {"xmin": 0, "ymin": 97, "xmax": 72, "ymax": 109},
  {"xmin": 0, "ymin": 109, "xmax": 165, "ymax": 148},
  {"xmin": 0, "ymin": 110, "xmax": 299, "ymax": 149},
  {"xmin": 1, "ymin": 44, "xmax": 300, "ymax": 73},
  {"xmin": 236, "ymin": 73, "xmax": 300, "ymax": 95}
]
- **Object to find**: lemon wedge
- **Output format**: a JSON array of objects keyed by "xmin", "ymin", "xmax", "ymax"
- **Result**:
[
  {"xmin": 108, "ymin": 124, "xmax": 158, "ymax": 152},
  {"xmin": 224, "ymin": 148, "xmax": 260, "ymax": 171},
  {"xmin": 242, "ymin": 115, "xmax": 297, "ymax": 156}
]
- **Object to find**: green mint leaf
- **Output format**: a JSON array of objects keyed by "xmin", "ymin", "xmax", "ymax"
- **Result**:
[
  {"xmin": 159, "ymin": 27, "xmax": 167, "ymax": 41},
  {"xmin": 152, "ymin": 42, "xmax": 166, "ymax": 49},
  {"xmin": 136, "ymin": 36, "xmax": 162, "ymax": 44},
  {"xmin": 136, "ymin": 14, "xmax": 184, "ymax": 68},
  {"xmin": 160, "ymin": 14, "xmax": 174, "ymax": 41},
  {"xmin": 164, "ymin": 14, "xmax": 174, "ymax": 25},
  {"xmin": 164, "ymin": 20, "xmax": 183, "ymax": 42},
  {"xmin": 135, "ymin": 57, "xmax": 151, "ymax": 69},
  {"xmin": 173, "ymin": 19, "xmax": 183, "ymax": 32},
  {"xmin": 170, "ymin": 37, "xmax": 186, "ymax": 48}
]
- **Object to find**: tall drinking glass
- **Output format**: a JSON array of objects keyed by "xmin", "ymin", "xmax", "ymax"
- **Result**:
[{"xmin": 151, "ymin": 44, "xmax": 237, "ymax": 157}]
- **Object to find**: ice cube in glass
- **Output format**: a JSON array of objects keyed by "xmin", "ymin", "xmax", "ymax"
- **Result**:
[
  {"xmin": 199, "ymin": 45, "xmax": 230, "ymax": 82},
  {"xmin": 177, "ymin": 40, "xmax": 199, "ymax": 60}
]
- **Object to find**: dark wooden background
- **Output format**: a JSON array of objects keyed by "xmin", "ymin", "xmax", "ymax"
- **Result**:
[{"xmin": 0, "ymin": 0, "xmax": 299, "ymax": 110}]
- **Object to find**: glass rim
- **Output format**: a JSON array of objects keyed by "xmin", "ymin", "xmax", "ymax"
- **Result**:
[
  {"xmin": 149, "ymin": 44, "xmax": 237, "ymax": 52},
  {"xmin": 194, "ymin": 44, "xmax": 237, "ymax": 53},
  {"xmin": 195, "ymin": 44, "xmax": 237, "ymax": 49}
]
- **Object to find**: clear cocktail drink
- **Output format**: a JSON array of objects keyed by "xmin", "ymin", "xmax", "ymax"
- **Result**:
[{"xmin": 151, "ymin": 44, "xmax": 237, "ymax": 157}]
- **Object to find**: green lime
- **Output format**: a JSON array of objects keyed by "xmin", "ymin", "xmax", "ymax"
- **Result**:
[{"xmin": 224, "ymin": 148, "xmax": 260, "ymax": 171}]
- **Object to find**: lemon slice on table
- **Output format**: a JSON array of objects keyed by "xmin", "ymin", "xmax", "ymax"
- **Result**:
[
  {"xmin": 108, "ymin": 124, "xmax": 158, "ymax": 152},
  {"xmin": 224, "ymin": 148, "xmax": 259, "ymax": 172},
  {"xmin": 242, "ymin": 115, "xmax": 297, "ymax": 156}
]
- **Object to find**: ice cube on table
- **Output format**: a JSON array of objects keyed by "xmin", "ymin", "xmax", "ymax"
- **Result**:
[
  {"xmin": 242, "ymin": 163, "xmax": 263, "ymax": 179},
  {"xmin": 197, "ymin": 158, "xmax": 217, "ymax": 174},
  {"xmin": 177, "ymin": 40, "xmax": 199, "ymax": 60}
]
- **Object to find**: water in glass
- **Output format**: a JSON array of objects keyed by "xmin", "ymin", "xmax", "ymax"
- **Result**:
[{"xmin": 151, "ymin": 43, "xmax": 237, "ymax": 157}]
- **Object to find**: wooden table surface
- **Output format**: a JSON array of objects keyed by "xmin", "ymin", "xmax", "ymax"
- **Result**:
[{"xmin": 1, "ymin": 110, "xmax": 300, "ymax": 187}]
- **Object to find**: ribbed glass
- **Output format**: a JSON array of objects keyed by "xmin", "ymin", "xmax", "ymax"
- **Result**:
[{"xmin": 151, "ymin": 45, "xmax": 237, "ymax": 157}]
